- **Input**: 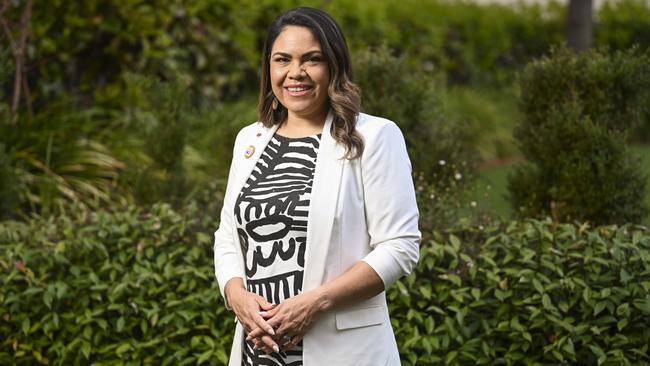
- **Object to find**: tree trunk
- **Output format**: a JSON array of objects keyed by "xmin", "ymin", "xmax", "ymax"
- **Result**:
[{"xmin": 567, "ymin": 0, "xmax": 593, "ymax": 52}]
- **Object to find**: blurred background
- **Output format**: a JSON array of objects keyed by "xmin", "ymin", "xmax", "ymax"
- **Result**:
[
  {"xmin": 1, "ymin": 0, "xmax": 649, "ymax": 226},
  {"xmin": 2, "ymin": 1, "xmax": 650, "ymax": 365}
]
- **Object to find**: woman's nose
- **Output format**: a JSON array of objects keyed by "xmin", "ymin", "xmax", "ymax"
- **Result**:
[{"xmin": 288, "ymin": 62, "xmax": 305, "ymax": 79}]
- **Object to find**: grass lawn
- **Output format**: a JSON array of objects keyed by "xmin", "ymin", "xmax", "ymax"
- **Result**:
[{"xmin": 471, "ymin": 145, "xmax": 650, "ymax": 226}]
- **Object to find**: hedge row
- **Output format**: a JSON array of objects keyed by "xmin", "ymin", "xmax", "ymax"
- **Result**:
[
  {"xmin": 5, "ymin": 0, "xmax": 650, "ymax": 105},
  {"xmin": 1, "ymin": 203, "xmax": 649, "ymax": 365}
]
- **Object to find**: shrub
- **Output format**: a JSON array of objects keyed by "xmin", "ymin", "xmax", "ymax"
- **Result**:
[
  {"xmin": 6, "ymin": 0, "xmax": 650, "ymax": 111},
  {"xmin": 0, "ymin": 202, "xmax": 232, "ymax": 365},
  {"xmin": 391, "ymin": 219, "xmax": 650, "ymax": 365},
  {"xmin": 0, "ymin": 99, "xmax": 125, "ymax": 217},
  {"xmin": 353, "ymin": 46, "xmax": 481, "ymax": 230},
  {"xmin": 118, "ymin": 75, "xmax": 191, "ymax": 206},
  {"xmin": 2, "ymin": 203, "xmax": 649, "ymax": 365},
  {"xmin": 508, "ymin": 47, "xmax": 650, "ymax": 225}
]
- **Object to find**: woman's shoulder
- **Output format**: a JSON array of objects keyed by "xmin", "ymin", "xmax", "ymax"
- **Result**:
[
  {"xmin": 233, "ymin": 121, "xmax": 272, "ymax": 146},
  {"xmin": 355, "ymin": 112, "xmax": 405, "ymax": 144},
  {"xmin": 355, "ymin": 112, "xmax": 395, "ymax": 130}
]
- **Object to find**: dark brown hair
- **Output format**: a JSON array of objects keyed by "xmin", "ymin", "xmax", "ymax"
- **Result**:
[{"xmin": 258, "ymin": 7, "xmax": 363, "ymax": 159}]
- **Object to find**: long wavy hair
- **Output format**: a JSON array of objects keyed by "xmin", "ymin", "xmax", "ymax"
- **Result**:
[{"xmin": 258, "ymin": 7, "xmax": 363, "ymax": 159}]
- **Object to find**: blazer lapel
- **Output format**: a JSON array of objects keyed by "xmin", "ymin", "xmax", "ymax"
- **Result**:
[
  {"xmin": 231, "ymin": 123, "xmax": 279, "ymax": 199},
  {"xmin": 303, "ymin": 112, "xmax": 345, "ymax": 291}
]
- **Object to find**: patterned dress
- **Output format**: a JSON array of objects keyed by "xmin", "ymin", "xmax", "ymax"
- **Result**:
[{"xmin": 234, "ymin": 133, "xmax": 321, "ymax": 366}]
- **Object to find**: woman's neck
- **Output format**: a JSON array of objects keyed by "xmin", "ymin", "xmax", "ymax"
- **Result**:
[{"xmin": 278, "ymin": 110, "xmax": 327, "ymax": 138}]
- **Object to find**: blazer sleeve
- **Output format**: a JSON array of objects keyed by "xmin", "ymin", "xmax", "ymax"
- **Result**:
[
  {"xmin": 213, "ymin": 129, "xmax": 246, "ymax": 309},
  {"xmin": 360, "ymin": 121, "xmax": 421, "ymax": 289}
]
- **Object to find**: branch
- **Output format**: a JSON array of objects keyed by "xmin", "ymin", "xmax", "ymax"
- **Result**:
[
  {"xmin": 1, "ymin": 0, "xmax": 33, "ymax": 123},
  {"xmin": 0, "ymin": 0, "xmax": 10, "ymax": 17}
]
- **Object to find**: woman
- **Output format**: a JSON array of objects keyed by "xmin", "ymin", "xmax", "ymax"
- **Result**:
[{"xmin": 213, "ymin": 7, "xmax": 420, "ymax": 366}]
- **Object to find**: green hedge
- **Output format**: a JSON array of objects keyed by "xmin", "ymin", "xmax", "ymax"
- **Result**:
[
  {"xmin": 508, "ymin": 47, "xmax": 650, "ymax": 225},
  {"xmin": 6, "ymin": 0, "xmax": 650, "ymax": 107},
  {"xmin": 0, "ymin": 203, "xmax": 233, "ymax": 365},
  {"xmin": 392, "ymin": 221, "xmax": 650, "ymax": 365},
  {"xmin": 2, "ymin": 204, "xmax": 650, "ymax": 365}
]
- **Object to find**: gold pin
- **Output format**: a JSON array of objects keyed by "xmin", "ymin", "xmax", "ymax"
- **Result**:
[{"xmin": 244, "ymin": 145, "xmax": 255, "ymax": 159}]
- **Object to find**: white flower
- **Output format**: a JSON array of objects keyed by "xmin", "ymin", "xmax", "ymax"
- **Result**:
[
  {"xmin": 454, "ymin": 172, "xmax": 462, "ymax": 180},
  {"xmin": 429, "ymin": 193, "xmax": 435, "ymax": 199},
  {"xmin": 438, "ymin": 160, "xmax": 446, "ymax": 166},
  {"xmin": 470, "ymin": 201, "xmax": 477, "ymax": 207}
]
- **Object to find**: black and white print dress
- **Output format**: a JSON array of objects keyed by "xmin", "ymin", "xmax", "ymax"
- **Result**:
[{"xmin": 234, "ymin": 133, "xmax": 321, "ymax": 366}]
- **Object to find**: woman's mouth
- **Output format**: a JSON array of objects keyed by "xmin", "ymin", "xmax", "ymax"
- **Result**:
[{"xmin": 285, "ymin": 85, "xmax": 313, "ymax": 96}]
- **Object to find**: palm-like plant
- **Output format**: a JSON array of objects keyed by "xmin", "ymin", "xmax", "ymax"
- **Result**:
[{"xmin": 1, "ymin": 100, "xmax": 126, "ymax": 217}]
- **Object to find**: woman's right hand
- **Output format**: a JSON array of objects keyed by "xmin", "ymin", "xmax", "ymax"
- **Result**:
[{"xmin": 224, "ymin": 278, "xmax": 279, "ymax": 353}]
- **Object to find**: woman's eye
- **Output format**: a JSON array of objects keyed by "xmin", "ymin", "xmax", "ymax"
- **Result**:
[
  {"xmin": 306, "ymin": 57, "xmax": 323, "ymax": 65},
  {"xmin": 274, "ymin": 57, "xmax": 290, "ymax": 64}
]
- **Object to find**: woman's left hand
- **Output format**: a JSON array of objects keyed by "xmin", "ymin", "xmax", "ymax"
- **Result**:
[{"xmin": 248, "ymin": 290, "xmax": 329, "ymax": 351}]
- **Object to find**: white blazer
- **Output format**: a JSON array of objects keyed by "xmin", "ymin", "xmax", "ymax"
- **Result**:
[{"xmin": 213, "ymin": 112, "xmax": 421, "ymax": 366}]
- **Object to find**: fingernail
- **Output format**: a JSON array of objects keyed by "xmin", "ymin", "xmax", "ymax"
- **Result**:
[
  {"xmin": 246, "ymin": 335, "xmax": 251, "ymax": 341},
  {"xmin": 268, "ymin": 328, "xmax": 275, "ymax": 335},
  {"xmin": 259, "ymin": 311, "xmax": 267, "ymax": 316},
  {"xmin": 253, "ymin": 344, "xmax": 258, "ymax": 350},
  {"xmin": 273, "ymin": 345, "xmax": 279, "ymax": 353}
]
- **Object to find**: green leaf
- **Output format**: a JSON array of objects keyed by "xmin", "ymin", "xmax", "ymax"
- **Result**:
[
  {"xmin": 594, "ymin": 301, "xmax": 607, "ymax": 316},
  {"xmin": 116, "ymin": 343, "xmax": 132, "ymax": 356},
  {"xmin": 449, "ymin": 235, "xmax": 461, "ymax": 252},
  {"xmin": 542, "ymin": 294, "xmax": 555, "ymax": 311},
  {"xmin": 197, "ymin": 350, "xmax": 212, "ymax": 364},
  {"xmin": 21, "ymin": 318, "xmax": 30, "ymax": 335},
  {"xmin": 561, "ymin": 338, "xmax": 575, "ymax": 358},
  {"xmin": 445, "ymin": 350, "xmax": 458, "ymax": 365},
  {"xmin": 117, "ymin": 317, "xmax": 125, "ymax": 332},
  {"xmin": 425, "ymin": 316, "xmax": 435, "ymax": 334},
  {"xmin": 447, "ymin": 274, "xmax": 462, "ymax": 287},
  {"xmin": 81, "ymin": 341, "xmax": 91, "ymax": 359},
  {"xmin": 471, "ymin": 288, "xmax": 480, "ymax": 300},
  {"xmin": 43, "ymin": 291, "xmax": 53, "ymax": 309},
  {"xmin": 420, "ymin": 285, "xmax": 432, "ymax": 300},
  {"xmin": 532, "ymin": 278, "xmax": 544, "ymax": 294},
  {"xmin": 589, "ymin": 345, "xmax": 606, "ymax": 365}
]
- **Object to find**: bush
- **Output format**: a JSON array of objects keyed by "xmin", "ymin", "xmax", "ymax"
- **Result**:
[
  {"xmin": 0, "ymin": 99, "xmax": 125, "ymax": 217},
  {"xmin": 353, "ymin": 46, "xmax": 480, "ymax": 230},
  {"xmin": 9, "ymin": 0, "xmax": 650, "ymax": 110},
  {"xmin": 0, "ymin": 202, "xmax": 232, "ymax": 365},
  {"xmin": 117, "ymin": 75, "xmax": 191, "ymax": 206},
  {"xmin": 2, "ymin": 203, "xmax": 649, "ymax": 365},
  {"xmin": 508, "ymin": 47, "xmax": 650, "ymax": 225},
  {"xmin": 391, "ymin": 219, "xmax": 650, "ymax": 365}
]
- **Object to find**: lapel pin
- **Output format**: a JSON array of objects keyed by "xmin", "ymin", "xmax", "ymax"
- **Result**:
[
  {"xmin": 244, "ymin": 145, "xmax": 256, "ymax": 159},
  {"xmin": 256, "ymin": 132, "xmax": 262, "ymax": 137}
]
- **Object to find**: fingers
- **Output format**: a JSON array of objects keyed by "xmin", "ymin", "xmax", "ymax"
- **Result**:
[
  {"xmin": 257, "ymin": 297, "xmax": 277, "ymax": 311},
  {"xmin": 252, "ymin": 312, "xmax": 276, "ymax": 337},
  {"xmin": 281, "ymin": 333, "xmax": 304, "ymax": 352},
  {"xmin": 246, "ymin": 325, "xmax": 268, "ymax": 340},
  {"xmin": 250, "ymin": 334, "xmax": 278, "ymax": 354}
]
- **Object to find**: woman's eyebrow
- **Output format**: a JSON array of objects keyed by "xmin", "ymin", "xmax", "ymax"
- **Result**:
[{"xmin": 271, "ymin": 50, "xmax": 323, "ymax": 58}]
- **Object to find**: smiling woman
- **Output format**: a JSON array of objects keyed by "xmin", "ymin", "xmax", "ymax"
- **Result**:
[
  {"xmin": 269, "ymin": 26, "xmax": 330, "ymax": 130},
  {"xmin": 213, "ymin": 7, "xmax": 421, "ymax": 366}
]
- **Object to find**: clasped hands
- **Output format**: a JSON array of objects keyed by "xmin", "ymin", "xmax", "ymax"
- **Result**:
[{"xmin": 226, "ymin": 283, "xmax": 326, "ymax": 355}]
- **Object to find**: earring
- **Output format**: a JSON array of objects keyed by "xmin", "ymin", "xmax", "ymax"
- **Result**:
[{"xmin": 272, "ymin": 97, "xmax": 278, "ymax": 110}]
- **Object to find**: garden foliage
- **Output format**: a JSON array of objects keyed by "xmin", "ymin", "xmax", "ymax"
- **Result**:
[
  {"xmin": 2, "ymin": 203, "xmax": 649, "ymax": 365},
  {"xmin": 3, "ymin": 0, "xmax": 649, "ymax": 108},
  {"xmin": 508, "ymin": 47, "xmax": 650, "ymax": 225},
  {"xmin": 353, "ymin": 46, "xmax": 482, "ymax": 230}
]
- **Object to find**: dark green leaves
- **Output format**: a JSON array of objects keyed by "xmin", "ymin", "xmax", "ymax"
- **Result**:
[{"xmin": 390, "ymin": 219, "xmax": 650, "ymax": 366}]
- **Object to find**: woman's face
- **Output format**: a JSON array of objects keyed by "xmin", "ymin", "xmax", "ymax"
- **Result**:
[{"xmin": 270, "ymin": 25, "xmax": 330, "ymax": 122}]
